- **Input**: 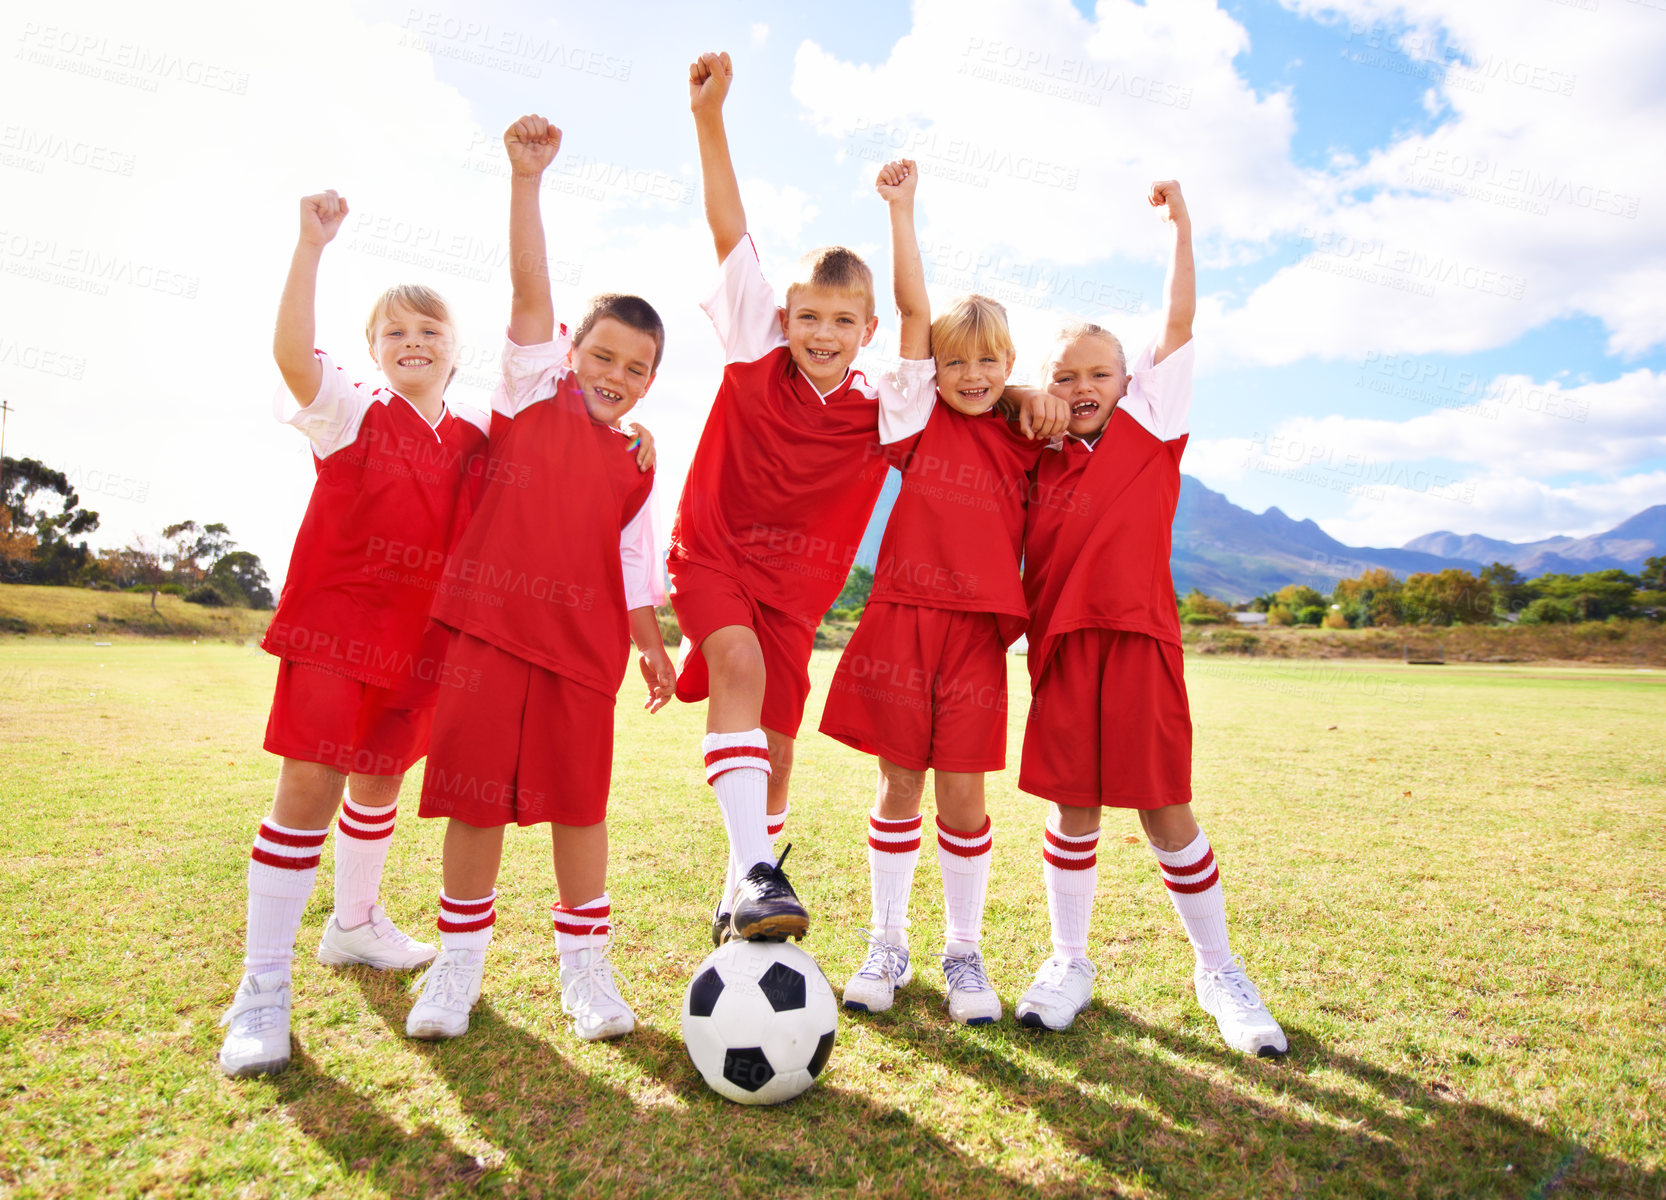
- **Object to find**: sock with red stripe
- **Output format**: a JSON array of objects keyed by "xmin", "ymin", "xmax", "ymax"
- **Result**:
[
  {"xmin": 1151, "ymin": 829, "xmax": 1231, "ymax": 971},
  {"xmin": 1042, "ymin": 814, "xmax": 1099, "ymax": 961},
  {"xmin": 244, "ymin": 819, "xmax": 328, "ymax": 976},
  {"xmin": 767, "ymin": 802, "xmax": 789, "ymax": 850},
  {"xmin": 436, "ymin": 890, "xmax": 497, "ymax": 953},
  {"xmin": 552, "ymin": 895, "xmax": 611, "ymax": 955},
  {"xmin": 703, "ymin": 730, "xmax": 773, "ymax": 880},
  {"xmin": 867, "ymin": 811, "xmax": 922, "ymax": 943},
  {"xmin": 333, "ymin": 800, "xmax": 397, "ymax": 927},
  {"xmin": 937, "ymin": 816, "xmax": 993, "ymax": 947}
]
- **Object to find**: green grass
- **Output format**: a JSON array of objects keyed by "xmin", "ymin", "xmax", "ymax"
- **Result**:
[{"xmin": 1, "ymin": 640, "xmax": 1662, "ymax": 1198}]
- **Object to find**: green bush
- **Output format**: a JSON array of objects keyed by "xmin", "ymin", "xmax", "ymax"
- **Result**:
[
  {"xmin": 125, "ymin": 582, "xmax": 185, "ymax": 596},
  {"xmin": 1519, "ymin": 596, "xmax": 1576, "ymax": 625},
  {"xmin": 184, "ymin": 584, "xmax": 228, "ymax": 607}
]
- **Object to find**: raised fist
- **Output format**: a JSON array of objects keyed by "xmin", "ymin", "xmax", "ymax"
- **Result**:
[
  {"xmin": 1149, "ymin": 180, "xmax": 1188, "ymax": 225},
  {"xmin": 299, "ymin": 190, "xmax": 348, "ymax": 246},
  {"xmin": 689, "ymin": 51, "xmax": 733, "ymax": 113},
  {"xmin": 875, "ymin": 158, "xmax": 918, "ymax": 204},
  {"xmin": 504, "ymin": 115, "xmax": 562, "ymax": 176}
]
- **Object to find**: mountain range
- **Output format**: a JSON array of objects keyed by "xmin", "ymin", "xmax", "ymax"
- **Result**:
[{"xmin": 854, "ymin": 472, "xmax": 1665, "ymax": 604}]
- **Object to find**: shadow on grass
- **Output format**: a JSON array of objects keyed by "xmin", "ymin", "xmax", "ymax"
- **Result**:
[
  {"xmin": 327, "ymin": 968, "xmax": 1068, "ymax": 1199},
  {"xmin": 860, "ymin": 989, "xmax": 1663, "ymax": 1200}
]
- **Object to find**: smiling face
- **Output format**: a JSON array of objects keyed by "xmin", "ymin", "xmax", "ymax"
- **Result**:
[
  {"xmin": 778, "ymin": 285, "xmax": 878, "ymax": 394},
  {"xmin": 935, "ymin": 345, "xmax": 1015, "ymax": 416},
  {"xmin": 370, "ymin": 302, "xmax": 456, "ymax": 397},
  {"xmin": 567, "ymin": 315, "xmax": 657, "ymax": 424},
  {"xmin": 1046, "ymin": 332, "xmax": 1130, "ymax": 441}
]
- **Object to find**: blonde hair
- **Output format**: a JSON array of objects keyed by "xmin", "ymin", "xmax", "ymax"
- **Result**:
[
  {"xmin": 364, "ymin": 284, "xmax": 454, "ymax": 345},
  {"xmin": 783, "ymin": 246, "xmax": 875, "ymax": 318},
  {"xmin": 930, "ymin": 294, "xmax": 1015, "ymax": 366},
  {"xmin": 1045, "ymin": 321, "xmax": 1126, "ymax": 378}
]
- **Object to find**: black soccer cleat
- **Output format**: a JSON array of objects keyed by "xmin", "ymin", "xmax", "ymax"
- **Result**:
[
  {"xmin": 711, "ymin": 907, "xmax": 734, "ymax": 948},
  {"xmin": 729, "ymin": 845, "xmax": 810, "ymax": 943}
]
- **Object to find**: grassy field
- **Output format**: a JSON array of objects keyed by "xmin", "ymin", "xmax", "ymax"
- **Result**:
[
  {"xmin": 1, "ymin": 638, "xmax": 1663, "ymax": 1198},
  {"xmin": 0, "ymin": 584, "xmax": 272, "ymax": 640}
]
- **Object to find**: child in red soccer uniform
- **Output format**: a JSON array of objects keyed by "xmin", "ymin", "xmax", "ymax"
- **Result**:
[
  {"xmin": 672, "ymin": 53, "xmax": 945, "ymax": 945},
  {"xmin": 218, "ymin": 191, "xmax": 491, "ymax": 1078},
  {"xmin": 403, "ymin": 115, "xmax": 675, "ymax": 1044},
  {"xmin": 1015, "ymin": 181, "xmax": 1287, "ymax": 1055},
  {"xmin": 820, "ymin": 161, "xmax": 1062, "ymax": 1025}
]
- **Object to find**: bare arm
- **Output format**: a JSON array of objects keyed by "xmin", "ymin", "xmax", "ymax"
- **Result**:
[
  {"xmin": 1151, "ymin": 180, "xmax": 1195, "ymax": 364},
  {"xmin": 629, "ymin": 606, "xmax": 676, "ymax": 713},
  {"xmin": 877, "ymin": 159, "xmax": 929, "ymax": 360},
  {"xmin": 504, "ymin": 115, "xmax": 562, "ymax": 346},
  {"xmin": 273, "ymin": 191, "xmax": 348, "ymax": 406},
  {"xmin": 690, "ymin": 51, "xmax": 746, "ymax": 263}
]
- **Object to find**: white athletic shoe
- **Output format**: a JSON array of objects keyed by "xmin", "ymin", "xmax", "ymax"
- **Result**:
[
  {"xmin": 559, "ymin": 941, "xmax": 636, "ymax": 1042},
  {"xmin": 1015, "ymin": 955, "xmax": 1096, "ymax": 1031},
  {"xmin": 941, "ymin": 943, "xmax": 1002, "ymax": 1026},
  {"xmin": 1195, "ymin": 955, "xmax": 1288, "ymax": 1058},
  {"xmin": 405, "ymin": 948, "xmax": 485, "ymax": 1040},
  {"xmin": 842, "ymin": 933, "xmax": 913, "ymax": 1014},
  {"xmin": 218, "ymin": 969, "xmax": 293, "ymax": 1078},
  {"xmin": 317, "ymin": 904, "xmax": 437, "ymax": 970}
]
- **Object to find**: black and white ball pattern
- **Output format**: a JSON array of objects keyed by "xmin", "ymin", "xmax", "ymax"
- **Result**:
[{"xmin": 681, "ymin": 940, "xmax": 838, "ymax": 1105}]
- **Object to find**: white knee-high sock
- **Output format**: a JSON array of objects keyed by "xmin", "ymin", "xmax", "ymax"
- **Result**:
[
  {"xmin": 867, "ymin": 811, "xmax": 922, "ymax": 943},
  {"xmin": 245, "ymin": 820, "xmax": 328, "ymax": 976},
  {"xmin": 333, "ymin": 799, "xmax": 397, "ymax": 926},
  {"xmin": 1042, "ymin": 814, "xmax": 1099, "ymax": 961},
  {"xmin": 436, "ymin": 890, "xmax": 497, "ymax": 953},
  {"xmin": 1150, "ymin": 829, "xmax": 1231, "ymax": 971},
  {"xmin": 552, "ymin": 894, "xmax": 611, "ymax": 958},
  {"xmin": 703, "ymin": 730, "xmax": 773, "ymax": 877},
  {"xmin": 937, "ymin": 816, "xmax": 993, "ymax": 948},
  {"xmin": 767, "ymin": 802, "xmax": 789, "ymax": 851}
]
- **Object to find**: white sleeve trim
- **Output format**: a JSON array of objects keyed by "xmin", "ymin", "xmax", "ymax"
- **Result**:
[
  {"xmin": 702, "ymin": 234, "xmax": 787, "ymax": 365},
  {"xmin": 619, "ymin": 482, "xmax": 666, "ymax": 610},
  {"xmin": 493, "ymin": 329, "xmax": 574, "ymax": 418},
  {"xmin": 875, "ymin": 357, "xmax": 937, "ymax": 445},
  {"xmin": 273, "ymin": 350, "xmax": 377, "ymax": 459},
  {"xmin": 1116, "ymin": 338, "xmax": 1194, "ymax": 442}
]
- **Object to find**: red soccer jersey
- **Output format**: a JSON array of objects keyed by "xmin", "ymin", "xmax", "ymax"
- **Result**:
[
  {"xmin": 869, "ymin": 402, "xmax": 1043, "ymax": 647},
  {"xmin": 1023, "ymin": 340, "xmax": 1195, "ymax": 680},
  {"xmin": 430, "ymin": 338, "xmax": 655, "ymax": 698},
  {"xmin": 263, "ymin": 350, "xmax": 489, "ymax": 698},
  {"xmin": 667, "ymin": 235, "xmax": 935, "ymax": 623}
]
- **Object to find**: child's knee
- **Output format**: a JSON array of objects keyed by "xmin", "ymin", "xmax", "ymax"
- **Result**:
[
  {"xmin": 1051, "ymin": 801, "xmax": 1102, "ymax": 838},
  {"xmin": 875, "ymin": 758, "xmax": 926, "ymax": 813},
  {"xmin": 704, "ymin": 631, "xmax": 766, "ymax": 693}
]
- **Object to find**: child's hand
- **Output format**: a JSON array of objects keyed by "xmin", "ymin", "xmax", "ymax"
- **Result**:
[
  {"xmin": 299, "ymin": 190, "xmax": 348, "ymax": 247},
  {"xmin": 1149, "ymin": 180, "xmax": 1189, "ymax": 227},
  {"xmin": 640, "ymin": 647, "xmax": 677, "ymax": 713},
  {"xmin": 875, "ymin": 159, "xmax": 918, "ymax": 205},
  {"xmin": 504, "ymin": 114, "xmax": 562, "ymax": 177},
  {"xmin": 689, "ymin": 51, "xmax": 733, "ymax": 114},
  {"xmin": 625, "ymin": 421, "xmax": 655, "ymax": 471},
  {"xmin": 1015, "ymin": 387, "xmax": 1070, "ymax": 441}
]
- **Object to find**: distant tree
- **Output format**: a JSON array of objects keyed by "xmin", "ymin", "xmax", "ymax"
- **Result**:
[
  {"xmin": 208, "ymin": 551, "xmax": 274, "ymax": 609},
  {"xmin": 1480, "ymin": 561, "xmax": 1534, "ymax": 614},
  {"xmin": 1519, "ymin": 596, "xmax": 1577, "ymax": 625},
  {"xmin": 831, "ymin": 564, "xmax": 873, "ymax": 616},
  {"xmin": 0, "ymin": 456, "xmax": 100, "ymax": 584},
  {"xmin": 161, "ymin": 520, "xmax": 236, "ymax": 583},
  {"xmin": 1332, "ymin": 568, "xmax": 1403, "ymax": 627},
  {"xmin": 1401, "ymin": 569, "xmax": 1495, "ymax": 626},
  {"xmin": 1638, "ymin": 555, "xmax": 1665, "ymax": 590},
  {"xmin": 1275, "ymin": 584, "xmax": 1327, "ymax": 626},
  {"xmin": 1534, "ymin": 570, "xmax": 1639, "ymax": 621},
  {"xmin": 1179, "ymin": 589, "xmax": 1233, "ymax": 624}
]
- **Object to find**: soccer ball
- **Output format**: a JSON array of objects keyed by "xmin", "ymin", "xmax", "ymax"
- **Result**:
[{"xmin": 681, "ymin": 939, "xmax": 838, "ymax": 1105}]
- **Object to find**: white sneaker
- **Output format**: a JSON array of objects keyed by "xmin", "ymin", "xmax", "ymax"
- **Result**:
[
  {"xmin": 559, "ymin": 940, "xmax": 636, "ymax": 1042},
  {"xmin": 318, "ymin": 904, "xmax": 437, "ymax": 970},
  {"xmin": 1015, "ymin": 955, "xmax": 1096, "ymax": 1031},
  {"xmin": 218, "ymin": 969, "xmax": 292, "ymax": 1077},
  {"xmin": 1195, "ymin": 955, "xmax": 1288, "ymax": 1058},
  {"xmin": 941, "ymin": 943, "xmax": 1002, "ymax": 1026},
  {"xmin": 842, "ymin": 933, "xmax": 913, "ymax": 1013},
  {"xmin": 405, "ymin": 948, "xmax": 485, "ymax": 1040}
]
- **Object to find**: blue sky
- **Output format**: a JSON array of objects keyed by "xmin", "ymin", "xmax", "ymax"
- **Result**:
[{"xmin": 3, "ymin": 0, "xmax": 1662, "ymax": 585}]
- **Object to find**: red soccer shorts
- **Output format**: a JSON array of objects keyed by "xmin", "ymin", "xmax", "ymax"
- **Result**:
[
  {"xmin": 418, "ymin": 631, "xmax": 614, "ymax": 828},
  {"xmin": 264, "ymin": 659, "xmax": 432, "ymax": 776},
  {"xmin": 669, "ymin": 559, "xmax": 819, "ymax": 738},
  {"xmin": 820, "ymin": 603, "xmax": 1009, "ymax": 773},
  {"xmin": 1019, "ymin": 627, "xmax": 1192, "ymax": 809}
]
